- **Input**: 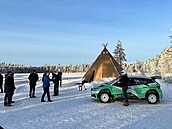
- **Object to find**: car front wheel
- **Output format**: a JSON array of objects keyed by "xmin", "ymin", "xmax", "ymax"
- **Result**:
[
  {"xmin": 99, "ymin": 92, "xmax": 110, "ymax": 103},
  {"xmin": 146, "ymin": 91, "xmax": 159, "ymax": 104}
]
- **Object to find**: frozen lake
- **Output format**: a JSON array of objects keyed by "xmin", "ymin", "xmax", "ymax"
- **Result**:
[{"xmin": 0, "ymin": 73, "xmax": 172, "ymax": 129}]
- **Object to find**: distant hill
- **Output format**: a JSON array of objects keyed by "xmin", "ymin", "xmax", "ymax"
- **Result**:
[{"xmin": 123, "ymin": 45, "xmax": 172, "ymax": 76}]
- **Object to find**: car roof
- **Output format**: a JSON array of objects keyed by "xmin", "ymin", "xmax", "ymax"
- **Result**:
[{"xmin": 128, "ymin": 76, "xmax": 152, "ymax": 80}]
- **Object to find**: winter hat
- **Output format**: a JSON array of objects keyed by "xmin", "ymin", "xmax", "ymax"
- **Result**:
[{"xmin": 7, "ymin": 71, "xmax": 12, "ymax": 75}]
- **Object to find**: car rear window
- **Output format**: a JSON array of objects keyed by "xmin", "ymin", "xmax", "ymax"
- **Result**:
[{"xmin": 146, "ymin": 79, "xmax": 155, "ymax": 83}]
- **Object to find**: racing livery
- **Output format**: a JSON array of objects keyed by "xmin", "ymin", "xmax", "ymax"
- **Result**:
[{"xmin": 91, "ymin": 76, "xmax": 163, "ymax": 104}]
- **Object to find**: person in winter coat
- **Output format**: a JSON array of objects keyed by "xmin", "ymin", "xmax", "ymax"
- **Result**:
[
  {"xmin": 52, "ymin": 73, "xmax": 60, "ymax": 96},
  {"xmin": 58, "ymin": 71, "xmax": 62, "ymax": 87},
  {"xmin": 4, "ymin": 71, "xmax": 15, "ymax": 106},
  {"xmin": 0, "ymin": 72, "xmax": 3, "ymax": 93},
  {"xmin": 28, "ymin": 70, "xmax": 39, "ymax": 98},
  {"xmin": 118, "ymin": 70, "xmax": 129, "ymax": 106},
  {"xmin": 11, "ymin": 72, "xmax": 16, "ymax": 103},
  {"xmin": 41, "ymin": 71, "xmax": 53, "ymax": 102}
]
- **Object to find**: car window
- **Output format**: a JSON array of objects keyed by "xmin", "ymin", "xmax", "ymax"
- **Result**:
[
  {"xmin": 133, "ymin": 78, "xmax": 145, "ymax": 85},
  {"xmin": 133, "ymin": 78, "xmax": 155, "ymax": 85},
  {"xmin": 146, "ymin": 79, "xmax": 155, "ymax": 83},
  {"xmin": 112, "ymin": 81, "xmax": 119, "ymax": 86},
  {"xmin": 112, "ymin": 78, "xmax": 132, "ymax": 87},
  {"xmin": 108, "ymin": 79, "xmax": 118, "ymax": 85}
]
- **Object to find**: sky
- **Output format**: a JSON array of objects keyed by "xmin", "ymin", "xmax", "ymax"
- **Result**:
[{"xmin": 0, "ymin": 0, "xmax": 171, "ymax": 66}]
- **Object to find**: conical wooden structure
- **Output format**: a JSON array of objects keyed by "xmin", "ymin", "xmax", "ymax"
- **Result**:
[{"xmin": 83, "ymin": 45, "xmax": 123, "ymax": 82}]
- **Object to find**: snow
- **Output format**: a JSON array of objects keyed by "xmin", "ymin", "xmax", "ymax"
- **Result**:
[{"xmin": 0, "ymin": 73, "xmax": 172, "ymax": 129}]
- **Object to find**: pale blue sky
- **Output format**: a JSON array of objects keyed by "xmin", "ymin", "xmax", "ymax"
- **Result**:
[{"xmin": 0, "ymin": 0, "xmax": 171, "ymax": 66}]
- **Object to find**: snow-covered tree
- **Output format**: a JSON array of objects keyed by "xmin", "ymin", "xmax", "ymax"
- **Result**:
[
  {"xmin": 154, "ymin": 69, "xmax": 162, "ymax": 76},
  {"xmin": 139, "ymin": 68, "xmax": 146, "ymax": 76},
  {"xmin": 168, "ymin": 28, "xmax": 172, "ymax": 57},
  {"xmin": 113, "ymin": 39, "xmax": 127, "ymax": 66}
]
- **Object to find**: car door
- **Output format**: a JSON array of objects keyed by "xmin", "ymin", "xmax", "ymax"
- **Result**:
[
  {"xmin": 131, "ymin": 78, "xmax": 149, "ymax": 98},
  {"xmin": 111, "ymin": 81, "xmax": 123, "ymax": 95}
]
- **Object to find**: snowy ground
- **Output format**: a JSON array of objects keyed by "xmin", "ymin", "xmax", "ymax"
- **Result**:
[{"xmin": 0, "ymin": 73, "xmax": 172, "ymax": 129}]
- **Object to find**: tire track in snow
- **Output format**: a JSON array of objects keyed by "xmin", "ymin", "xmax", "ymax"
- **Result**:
[
  {"xmin": 1, "ymin": 75, "xmax": 172, "ymax": 129},
  {"xmin": 95, "ymin": 103, "xmax": 166, "ymax": 129},
  {"xmin": 11, "ymin": 98, "xmax": 169, "ymax": 129},
  {"xmin": 13, "ymin": 99, "xmax": 108, "ymax": 129},
  {"xmin": 0, "ymin": 91, "xmax": 90, "ymax": 114}
]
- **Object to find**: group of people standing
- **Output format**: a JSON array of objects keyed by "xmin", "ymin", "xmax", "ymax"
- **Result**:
[
  {"xmin": 0, "ymin": 71, "xmax": 16, "ymax": 106},
  {"xmin": 28, "ymin": 70, "xmax": 62, "ymax": 102},
  {"xmin": 0, "ymin": 70, "xmax": 62, "ymax": 107},
  {"xmin": 1, "ymin": 69, "xmax": 129, "ymax": 107}
]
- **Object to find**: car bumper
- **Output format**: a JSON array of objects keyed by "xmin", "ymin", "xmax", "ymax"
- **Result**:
[
  {"xmin": 159, "ymin": 90, "xmax": 163, "ymax": 99},
  {"xmin": 91, "ymin": 90, "xmax": 99, "ymax": 99}
]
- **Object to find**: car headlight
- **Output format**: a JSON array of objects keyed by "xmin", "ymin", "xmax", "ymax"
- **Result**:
[{"xmin": 91, "ymin": 88, "xmax": 98, "ymax": 91}]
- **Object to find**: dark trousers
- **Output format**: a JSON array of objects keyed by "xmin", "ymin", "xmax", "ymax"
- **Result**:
[
  {"xmin": 41, "ymin": 87, "xmax": 51, "ymax": 101},
  {"xmin": 29, "ymin": 84, "xmax": 36, "ymax": 97},
  {"xmin": 4, "ymin": 91, "xmax": 13, "ymax": 104},
  {"xmin": 59, "ymin": 79, "xmax": 62, "ymax": 87},
  {"xmin": 0, "ymin": 84, "xmax": 3, "ymax": 93},
  {"xmin": 54, "ymin": 84, "xmax": 59, "ymax": 96},
  {"xmin": 122, "ymin": 87, "xmax": 128, "ymax": 102}
]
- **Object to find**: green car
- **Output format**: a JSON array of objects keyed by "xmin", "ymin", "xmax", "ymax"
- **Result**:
[{"xmin": 91, "ymin": 76, "xmax": 163, "ymax": 104}]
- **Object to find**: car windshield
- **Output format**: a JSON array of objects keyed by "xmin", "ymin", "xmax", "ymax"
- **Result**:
[{"xmin": 107, "ymin": 78, "xmax": 119, "ymax": 85}]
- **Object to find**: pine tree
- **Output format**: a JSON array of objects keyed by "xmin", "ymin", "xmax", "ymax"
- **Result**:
[{"xmin": 113, "ymin": 39, "xmax": 127, "ymax": 66}]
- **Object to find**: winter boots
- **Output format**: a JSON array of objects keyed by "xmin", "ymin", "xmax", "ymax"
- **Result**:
[
  {"xmin": 41, "ymin": 100, "xmax": 52, "ymax": 102},
  {"xmin": 29, "ymin": 94, "xmax": 36, "ymax": 98},
  {"xmin": 6, "ymin": 104, "xmax": 13, "ymax": 106},
  {"xmin": 123, "ymin": 102, "xmax": 129, "ymax": 106},
  {"xmin": 41, "ymin": 100, "xmax": 45, "ymax": 102},
  {"xmin": 4, "ymin": 103, "xmax": 12, "ymax": 106}
]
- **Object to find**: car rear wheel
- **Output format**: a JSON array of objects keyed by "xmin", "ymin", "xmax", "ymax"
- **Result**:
[
  {"xmin": 99, "ymin": 92, "xmax": 110, "ymax": 103},
  {"xmin": 146, "ymin": 91, "xmax": 159, "ymax": 104}
]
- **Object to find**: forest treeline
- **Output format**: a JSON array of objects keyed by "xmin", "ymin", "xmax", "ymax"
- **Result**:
[{"xmin": 0, "ymin": 63, "xmax": 91, "ymax": 73}]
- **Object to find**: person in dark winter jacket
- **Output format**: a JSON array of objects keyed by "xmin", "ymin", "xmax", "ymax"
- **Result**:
[
  {"xmin": 28, "ymin": 70, "xmax": 39, "ymax": 98},
  {"xmin": 0, "ymin": 72, "xmax": 3, "ymax": 93},
  {"xmin": 4, "ymin": 71, "xmax": 15, "ymax": 106},
  {"xmin": 52, "ymin": 72, "xmax": 56, "ymax": 80},
  {"xmin": 11, "ymin": 72, "xmax": 16, "ymax": 103},
  {"xmin": 58, "ymin": 71, "xmax": 62, "ymax": 87},
  {"xmin": 118, "ymin": 70, "xmax": 129, "ymax": 106},
  {"xmin": 41, "ymin": 71, "xmax": 53, "ymax": 102},
  {"xmin": 52, "ymin": 73, "xmax": 60, "ymax": 96}
]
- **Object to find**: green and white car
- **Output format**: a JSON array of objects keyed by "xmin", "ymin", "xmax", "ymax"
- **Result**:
[{"xmin": 91, "ymin": 76, "xmax": 163, "ymax": 104}]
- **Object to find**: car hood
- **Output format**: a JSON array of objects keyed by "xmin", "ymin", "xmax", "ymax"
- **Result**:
[{"xmin": 92, "ymin": 84, "xmax": 106, "ymax": 89}]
